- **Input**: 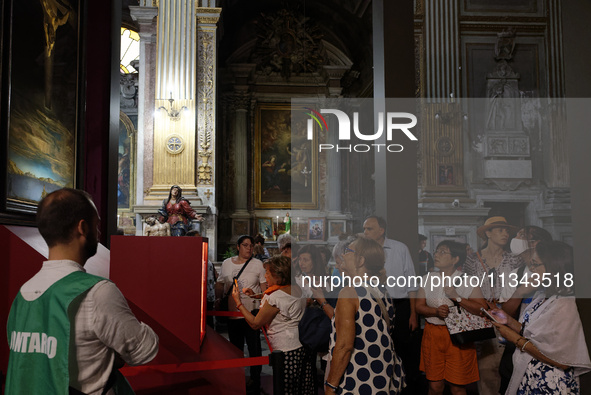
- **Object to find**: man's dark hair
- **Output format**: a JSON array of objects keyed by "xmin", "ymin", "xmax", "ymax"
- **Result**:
[
  {"xmin": 418, "ymin": 234, "xmax": 427, "ymax": 242},
  {"xmin": 366, "ymin": 215, "xmax": 387, "ymax": 233},
  {"xmin": 253, "ymin": 234, "xmax": 265, "ymax": 245},
  {"xmin": 37, "ymin": 188, "xmax": 97, "ymax": 247}
]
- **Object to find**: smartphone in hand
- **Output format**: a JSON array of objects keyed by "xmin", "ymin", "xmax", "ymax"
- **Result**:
[{"xmin": 480, "ymin": 307, "xmax": 500, "ymax": 323}]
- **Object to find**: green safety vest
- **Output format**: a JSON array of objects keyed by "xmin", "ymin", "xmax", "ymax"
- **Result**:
[{"xmin": 5, "ymin": 271, "xmax": 134, "ymax": 395}]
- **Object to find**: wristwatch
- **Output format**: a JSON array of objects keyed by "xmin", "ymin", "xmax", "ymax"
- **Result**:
[
  {"xmin": 455, "ymin": 297, "xmax": 462, "ymax": 303},
  {"xmin": 325, "ymin": 381, "xmax": 341, "ymax": 393}
]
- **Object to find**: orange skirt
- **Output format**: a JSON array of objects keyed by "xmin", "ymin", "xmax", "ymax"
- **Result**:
[{"xmin": 419, "ymin": 322, "xmax": 479, "ymax": 385}]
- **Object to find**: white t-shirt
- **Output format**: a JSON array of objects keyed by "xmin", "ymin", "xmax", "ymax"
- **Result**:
[
  {"xmin": 217, "ymin": 257, "xmax": 266, "ymax": 314},
  {"xmin": 261, "ymin": 290, "xmax": 306, "ymax": 352},
  {"xmin": 421, "ymin": 271, "xmax": 475, "ymax": 325}
]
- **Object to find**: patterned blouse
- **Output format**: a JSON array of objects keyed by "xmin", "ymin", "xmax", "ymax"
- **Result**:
[{"xmin": 463, "ymin": 251, "xmax": 523, "ymax": 301}]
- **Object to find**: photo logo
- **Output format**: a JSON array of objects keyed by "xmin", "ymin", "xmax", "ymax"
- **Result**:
[
  {"xmin": 304, "ymin": 107, "xmax": 329, "ymax": 132},
  {"xmin": 305, "ymin": 108, "xmax": 418, "ymax": 152}
]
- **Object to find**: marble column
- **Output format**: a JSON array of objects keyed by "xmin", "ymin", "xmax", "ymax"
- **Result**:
[
  {"xmin": 129, "ymin": 5, "xmax": 158, "ymax": 235},
  {"xmin": 145, "ymin": 0, "xmax": 201, "ymax": 203},
  {"xmin": 421, "ymin": 0, "xmax": 467, "ymax": 199},
  {"xmin": 232, "ymin": 93, "xmax": 251, "ymax": 216},
  {"xmin": 196, "ymin": 4, "xmax": 222, "ymax": 258}
]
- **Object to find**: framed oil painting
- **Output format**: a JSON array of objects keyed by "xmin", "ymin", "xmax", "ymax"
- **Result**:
[
  {"xmin": 328, "ymin": 220, "xmax": 346, "ymax": 239},
  {"xmin": 254, "ymin": 103, "xmax": 317, "ymax": 209},
  {"xmin": 2, "ymin": 0, "xmax": 83, "ymax": 215},
  {"xmin": 307, "ymin": 218, "xmax": 325, "ymax": 241},
  {"xmin": 257, "ymin": 217, "xmax": 273, "ymax": 241}
]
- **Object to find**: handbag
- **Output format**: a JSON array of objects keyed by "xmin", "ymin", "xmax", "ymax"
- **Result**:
[
  {"xmin": 444, "ymin": 303, "xmax": 495, "ymax": 345},
  {"xmin": 298, "ymin": 303, "xmax": 331, "ymax": 352},
  {"xmin": 365, "ymin": 287, "xmax": 406, "ymax": 392}
]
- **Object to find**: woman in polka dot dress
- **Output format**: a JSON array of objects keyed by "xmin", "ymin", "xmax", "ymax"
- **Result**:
[{"xmin": 325, "ymin": 236, "xmax": 406, "ymax": 395}]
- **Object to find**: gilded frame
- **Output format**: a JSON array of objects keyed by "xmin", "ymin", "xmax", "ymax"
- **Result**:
[{"xmin": 254, "ymin": 103, "xmax": 317, "ymax": 209}]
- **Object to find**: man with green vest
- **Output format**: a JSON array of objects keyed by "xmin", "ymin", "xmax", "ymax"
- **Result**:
[{"xmin": 5, "ymin": 188, "xmax": 159, "ymax": 394}]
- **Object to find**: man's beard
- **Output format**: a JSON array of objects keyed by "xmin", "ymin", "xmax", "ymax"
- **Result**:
[{"xmin": 82, "ymin": 234, "xmax": 98, "ymax": 262}]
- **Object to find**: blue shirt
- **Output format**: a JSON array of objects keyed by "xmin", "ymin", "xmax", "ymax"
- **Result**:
[{"xmin": 383, "ymin": 238, "xmax": 418, "ymax": 298}]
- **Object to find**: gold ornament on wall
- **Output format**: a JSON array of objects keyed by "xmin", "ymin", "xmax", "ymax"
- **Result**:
[{"xmin": 165, "ymin": 134, "xmax": 184, "ymax": 155}]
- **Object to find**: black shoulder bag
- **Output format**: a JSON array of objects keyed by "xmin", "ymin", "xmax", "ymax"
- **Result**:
[{"xmin": 219, "ymin": 256, "xmax": 253, "ymax": 311}]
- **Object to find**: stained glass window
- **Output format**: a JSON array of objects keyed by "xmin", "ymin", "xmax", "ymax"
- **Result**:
[{"xmin": 120, "ymin": 27, "xmax": 140, "ymax": 73}]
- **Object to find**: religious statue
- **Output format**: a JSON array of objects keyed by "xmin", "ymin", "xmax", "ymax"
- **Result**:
[
  {"xmin": 284, "ymin": 212, "xmax": 292, "ymax": 234},
  {"xmin": 157, "ymin": 185, "xmax": 204, "ymax": 237},
  {"xmin": 144, "ymin": 216, "xmax": 171, "ymax": 237}
]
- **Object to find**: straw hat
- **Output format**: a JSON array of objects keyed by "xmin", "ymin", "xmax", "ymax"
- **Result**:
[{"xmin": 477, "ymin": 216, "xmax": 518, "ymax": 240}]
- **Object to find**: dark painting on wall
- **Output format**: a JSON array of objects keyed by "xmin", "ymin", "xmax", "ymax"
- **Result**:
[
  {"xmin": 4, "ymin": 0, "xmax": 82, "ymax": 214},
  {"xmin": 254, "ymin": 103, "xmax": 317, "ymax": 209}
]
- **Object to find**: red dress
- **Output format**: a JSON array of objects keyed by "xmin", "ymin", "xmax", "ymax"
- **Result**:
[{"xmin": 159, "ymin": 199, "xmax": 199, "ymax": 226}]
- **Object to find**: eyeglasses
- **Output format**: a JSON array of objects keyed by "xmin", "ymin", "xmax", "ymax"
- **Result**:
[
  {"xmin": 528, "ymin": 258, "xmax": 544, "ymax": 269},
  {"xmin": 344, "ymin": 247, "xmax": 356, "ymax": 255},
  {"xmin": 434, "ymin": 249, "xmax": 451, "ymax": 255}
]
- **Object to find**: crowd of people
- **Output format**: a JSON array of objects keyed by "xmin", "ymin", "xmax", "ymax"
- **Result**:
[
  {"xmin": 216, "ymin": 215, "xmax": 591, "ymax": 395},
  {"xmin": 5, "ymin": 189, "xmax": 590, "ymax": 395}
]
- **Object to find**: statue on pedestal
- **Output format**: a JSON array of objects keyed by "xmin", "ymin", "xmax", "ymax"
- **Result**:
[
  {"xmin": 157, "ymin": 185, "xmax": 203, "ymax": 236},
  {"xmin": 284, "ymin": 212, "xmax": 291, "ymax": 234}
]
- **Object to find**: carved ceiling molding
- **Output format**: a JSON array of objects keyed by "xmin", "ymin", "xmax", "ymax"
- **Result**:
[
  {"xmin": 251, "ymin": 8, "xmax": 327, "ymax": 80},
  {"xmin": 460, "ymin": 24, "xmax": 546, "ymax": 33},
  {"xmin": 459, "ymin": 15, "xmax": 546, "ymax": 23}
]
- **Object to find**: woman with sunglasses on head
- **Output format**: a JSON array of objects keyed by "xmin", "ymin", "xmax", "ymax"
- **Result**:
[
  {"xmin": 324, "ymin": 236, "xmax": 405, "ymax": 395},
  {"xmin": 416, "ymin": 240, "xmax": 488, "ymax": 395},
  {"xmin": 214, "ymin": 235, "xmax": 267, "ymax": 393},
  {"xmin": 489, "ymin": 241, "xmax": 591, "ymax": 394}
]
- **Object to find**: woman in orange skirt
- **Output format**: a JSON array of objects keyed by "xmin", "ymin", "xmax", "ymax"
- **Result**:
[{"xmin": 416, "ymin": 240, "xmax": 488, "ymax": 394}]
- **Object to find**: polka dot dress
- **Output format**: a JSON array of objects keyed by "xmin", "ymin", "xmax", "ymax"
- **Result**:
[
  {"xmin": 281, "ymin": 346, "xmax": 316, "ymax": 394},
  {"xmin": 329, "ymin": 287, "xmax": 406, "ymax": 395}
]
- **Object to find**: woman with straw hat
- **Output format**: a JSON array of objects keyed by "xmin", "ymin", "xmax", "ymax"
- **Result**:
[{"xmin": 463, "ymin": 216, "xmax": 524, "ymax": 395}]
